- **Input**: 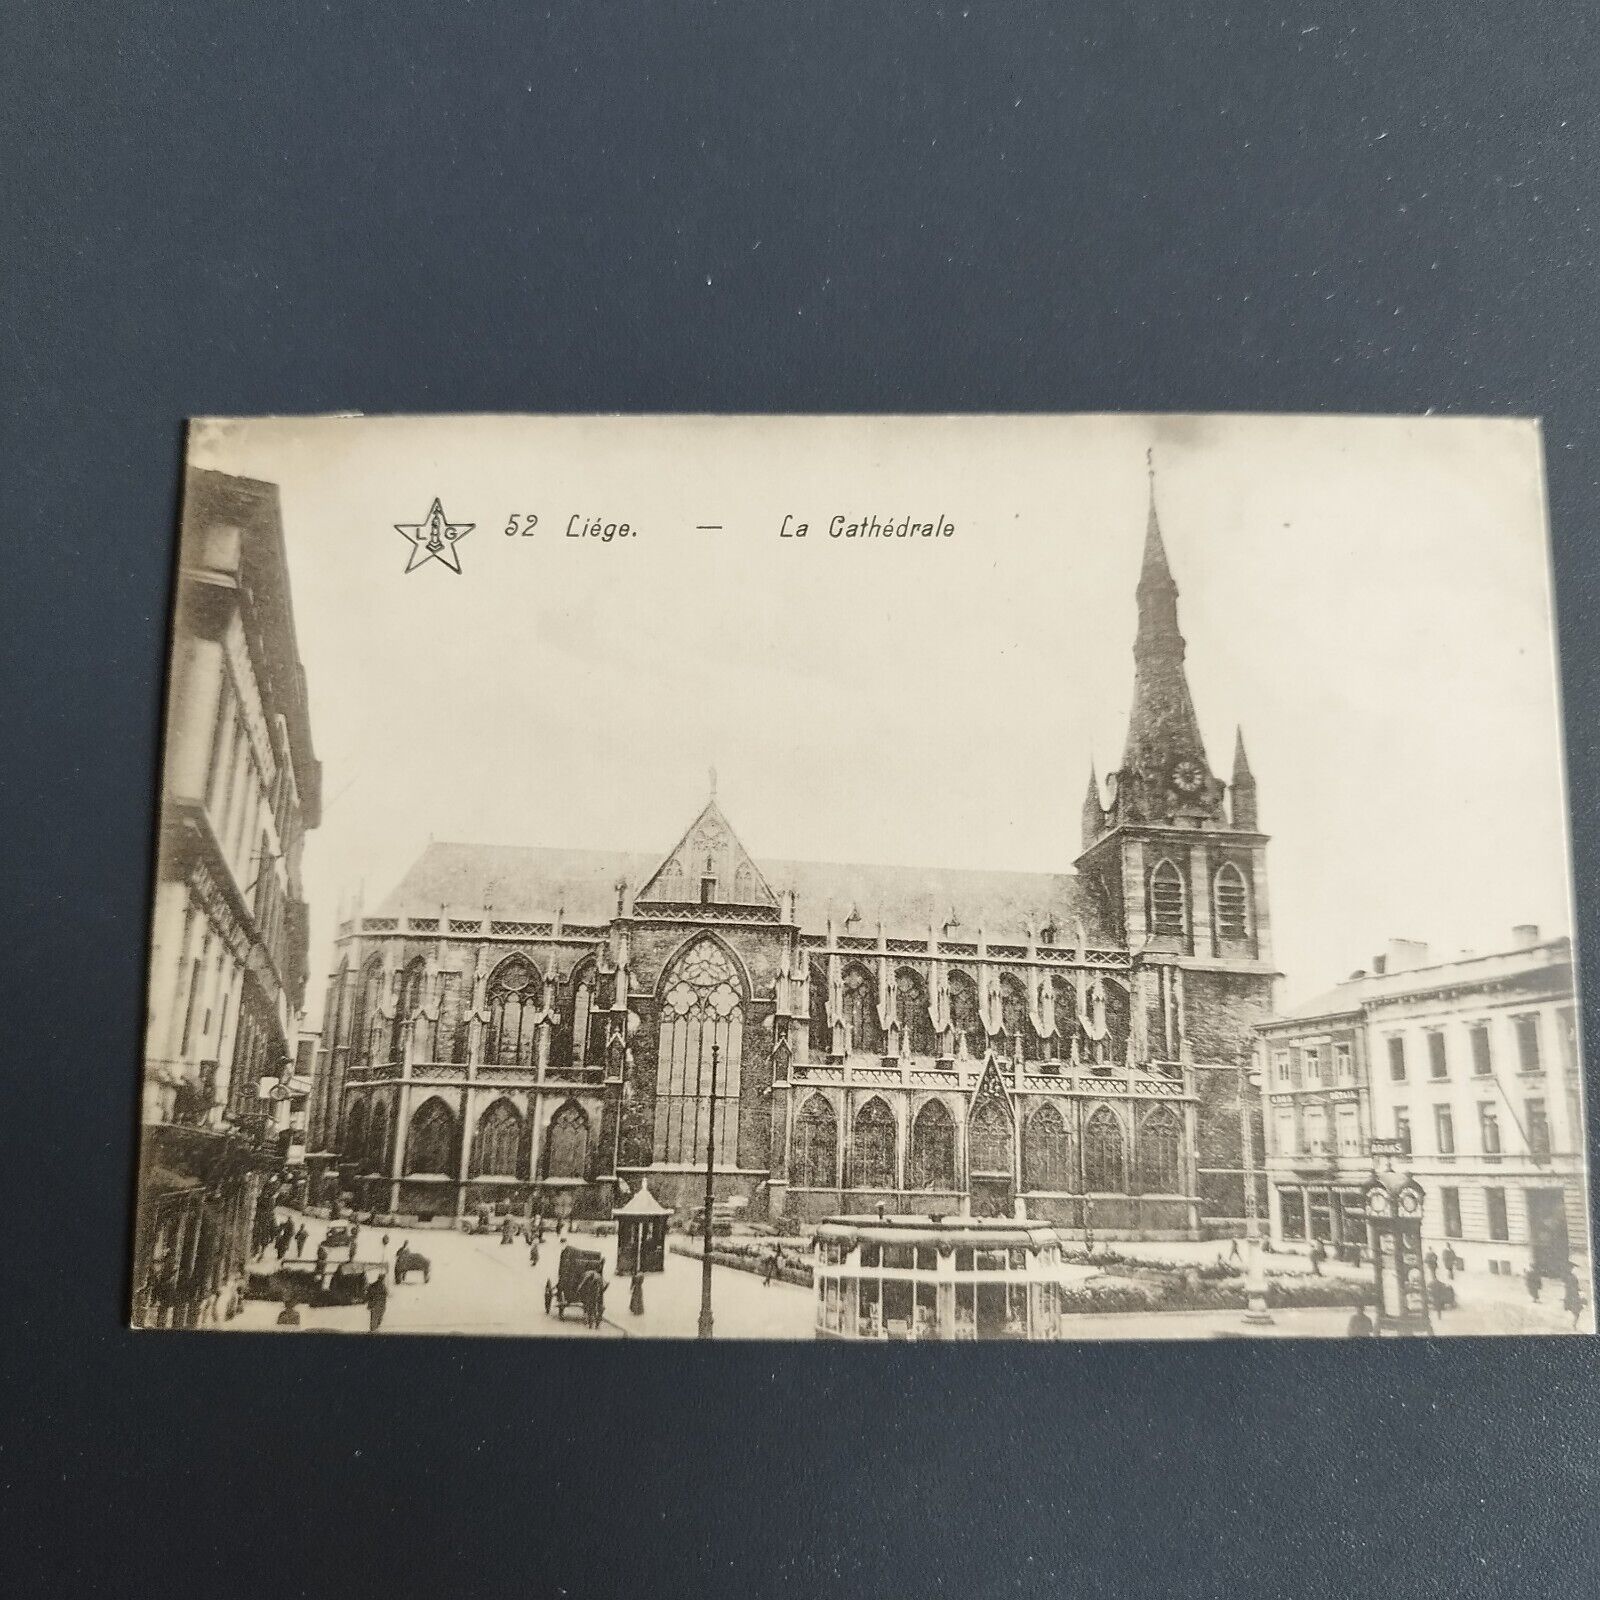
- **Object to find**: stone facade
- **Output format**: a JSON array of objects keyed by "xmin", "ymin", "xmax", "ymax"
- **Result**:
[{"xmin": 309, "ymin": 477, "xmax": 1278, "ymax": 1237}]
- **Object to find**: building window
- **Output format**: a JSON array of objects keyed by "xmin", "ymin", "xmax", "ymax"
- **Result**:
[
  {"xmin": 1304, "ymin": 1106, "xmax": 1328, "ymax": 1156},
  {"xmin": 393, "ymin": 957, "xmax": 427, "ymax": 1063},
  {"xmin": 544, "ymin": 1101, "xmax": 590, "ymax": 1180},
  {"xmin": 1470, "ymin": 1023, "xmax": 1493, "ymax": 1077},
  {"xmin": 1275, "ymin": 1107, "xmax": 1297, "ymax": 1156},
  {"xmin": 367, "ymin": 1102, "xmax": 390, "ymax": 1176},
  {"xmin": 654, "ymin": 938, "xmax": 744, "ymax": 1166},
  {"xmin": 1513, "ymin": 1014, "xmax": 1542, "ymax": 1073},
  {"xmin": 841, "ymin": 964, "xmax": 882, "ymax": 1055},
  {"xmin": 1434, "ymin": 1105, "xmax": 1455, "ymax": 1156},
  {"xmin": 343, "ymin": 1098, "xmax": 369, "ymax": 1166},
  {"xmin": 1388, "ymin": 1036, "xmax": 1406, "ymax": 1083},
  {"xmin": 1479, "ymin": 1103, "xmax": 1502, "ymax": 1156},
  {"xmin": 350, "ymin": 954, "xmax": 385, "ymax": 1067},
  {"xmin": 1304, "ymin": 1047, "xmax": 1322, "ymax": 1086},
  {"xmin": 1082, "ymin": 1106, "xmax": 1125, "ymax": 1192},
  {"xmin": 850, "ymin": 1097, "xmax": 897, "ymax": 1190},
  {"xmin": 908, "ymin": 1100, "xmax": 956, "ymax": 1190},
  {"xmin": 793, "ymin": 1096, "xmax": 838, "ymax": 1188},
  {"xmin": 1149, "ymin": 859, "xmax": 1186, "ymax": 938},
  {"xmin": 486, "ymin": 956, "xmax": 542, "ymax": 1067},
  {"xmin": 1137, "ymin": 1105, "xmax": 1184, "ymax": 1194},
  {"xmin": 1427, "ymin": 1031, "xmax": 1448, "ymax": 1081},
  {"xmin": 470, "ymin": 1097, "xmax": 524, "ymax": 1178},
  {"xmin": 569, "ymin": 964, "xmax": 596, "ymax": 1069},
  {"xmin": 1336, "ymin": 1105, "xmax": 1361, "ymax": 1156},
  {"xmin": 1485, "ymin": 1187, "xmax": 1509, "ymax": 1242},
  {"xmin": 1023, "ymin": 1103, "xmax": 1071, "ymax": 1192},
  {"xmin": 969, "ymin": 1098, "xmax": 1014, "ymax": 1176},
  {"xmin": 1441, "ymin": 1186, "xmax": 1462, "ymax": 1239},
  {"xmin": 1274, "ymin": 1050, "xmax": 1291, "ymax": 1087},
  {"xmin": 999, "ymin": 973, "xmax": 1037, "ymax": 1062},
  {"xmin": 1526, "ymin": 1098, "xmax": 1551, "ymax": 1159},
  {"xmin": 947, "ymin": 970, "xmax": 985, "ymax": 1059},
  {"xmin": 404, "ymin": 1097, "xmax": 456, "ymax": 1176},
  {"xmin": 1214, "ymin": 863, "xmax": 1250, "ymax": 942},
  {"xmin": 1279, "ymin": 1188, "xmax": 1306, "ymax": 1240},
  {"xmin": 1394, "ymin": 1109, "xmax": 1411, "ymax": 1153},
  {"xmin": 895, "ymin": 968, "xmax": 937, "ymax": 1057},
  {"xmin": 1334, "ymin": 1043, "xmax": 1353, "ymax": 1082},
  {"xmin": 1557, "ymin": 1006, "xmax": 1578, "ymax": 1073}
]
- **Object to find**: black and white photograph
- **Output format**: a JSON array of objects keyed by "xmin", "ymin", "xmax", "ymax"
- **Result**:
[{"xmin": 132, "ymin": 412, "xmax": 1590, "ymax": 1341}]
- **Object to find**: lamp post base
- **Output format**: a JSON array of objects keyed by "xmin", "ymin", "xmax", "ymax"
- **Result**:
[{"xmin": 1243, "ymin": 1291, "xmax": 1274, "ymax": 1325}]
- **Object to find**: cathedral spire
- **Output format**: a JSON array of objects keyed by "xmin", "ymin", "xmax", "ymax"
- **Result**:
[
  {"xmin": 1230, "ymin": 727, "xmax": 1258, "ymax": 829},
  {"xmin": 1115, "ymin": 455, "xmax": 1219, "ymax": 824},
  {"xmin": 1081, "ymin": 762, "xmax": 1104, "ymax": 850}
]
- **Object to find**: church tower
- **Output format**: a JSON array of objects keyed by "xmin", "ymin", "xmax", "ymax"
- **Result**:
[{"xmin": 1075, "ymin": 455, "xmax": 1278, "ymax": 1226}]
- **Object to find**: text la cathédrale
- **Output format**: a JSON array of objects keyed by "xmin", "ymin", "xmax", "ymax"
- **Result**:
[{"xmin": 779, "ymin": 512, "xmax": 956, "ymax": 539}]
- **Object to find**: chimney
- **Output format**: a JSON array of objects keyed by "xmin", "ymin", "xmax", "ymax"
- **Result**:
[
  {"xmin": 1386, "ymin": 939, "xmax": 1430, "ymax": 973},
  {"xmin": 1512, "ymin": 923, "xmax": 1541, "ymax": 949}
]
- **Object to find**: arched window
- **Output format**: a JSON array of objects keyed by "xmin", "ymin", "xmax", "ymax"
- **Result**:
[
  {"xmin": 471, "ymin": 1097, "xmax": 524, "ymax": 1178},
  {"xmin": 895, "ymin": 968, "xmax": 936, "ymax": 1057},
  {"xmin": 792, "ymin": 1094, "xmax": 838, "ymax": 1188},
  {"xmin": 654, "ymin": 938, "xmax": 744, "ymax": 1165},
  {"xmin": 851, "ymin": 1097, "xmax": 897, "ymax": 1190},
  {"xmin": 328, "ymin": 958, "xmax": 351, "ymax": 1050},
  {"xmin": 404, "ymin": 1097, "xmax": 455, "ymax": 1176},
  {"xmin": 545, "ymin": 1101, "xmax": 590, "ymax": 1180},
  {"xmin": 366, "ymin": 1100, "xmax": 390, "ymax": 1176},
  {"xmin": 1215, "ymin": 863, "xmax": 1250, "ymax": 943},
  {"xmin": 349, "ymin": 954, "xmax": 384, "ymax": 1066},
  {"xmin": 808, "ymin": 959, "xmax": 831, "ymax": 1054},
  {"xmin": 1083, "ymin": 1106, "xmax": 1126, "ymax": 1192},
  {"xmin": 1138, "ymin": 1105, "xmax": 1184, "ymax": 1194},
  {"xmin": 948, "ymin": 970, "xmax": 985, "ymax": 1058},
  {"xmin": 343, "ymin": 1097, "xmax": 368, "ymax": 1164},
  {"xmin": 486, "ymin": 956, "xmax": 542, "ymax": 1067},
  {"xmin": 733, "ymin": 862, "xmax": 756, "ymax": 902},
  {"xmin": 969, "ymin": 1097, "xmax": 1013, "ymax": 1175},
  {"xmin": 999, "ymin": 973, "xmax": 1037, "ymax": 1061},
  {"xmin": 1149, "ymin": 859, "xmax": 1186, "ymax": 939},
  {"xmin": 1052, "ymin": 974, "xmax": 1078, "ymax": 1056},
  {"xmin": 569, "ymin": 963, "xmax": 595, "ymax": 1069},
  {"xmin": 909, "ymin": 1100, "xmax": 956, "ymax": 1190},
  {"xmin": 391, "ymin": 957, "xmax": 427, "ymax": 1062},
  {"xmin": 841, "ymin": 964, "xmax": 881, "ymax": 1055},
  {"xmin": 655, "ymin": 858, "xmax": 685, "ymax": 899},
  {"xmin": 1024, "ymin": 1103, "xmax": 1071, "ymax": 1192}
]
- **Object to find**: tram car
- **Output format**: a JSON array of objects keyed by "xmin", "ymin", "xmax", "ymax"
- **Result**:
[{"xmin": 813, "ymin": 1215, "xmax": 1068, "ymax": 1341}]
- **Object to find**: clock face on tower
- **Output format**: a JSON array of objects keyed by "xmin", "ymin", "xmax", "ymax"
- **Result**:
[{"xmin": 1170, "ymin": 757, "xmax": 1207, "ymax": 796}]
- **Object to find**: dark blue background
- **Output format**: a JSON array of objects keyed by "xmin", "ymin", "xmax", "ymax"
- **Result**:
[{"xmin": 4, "ymin": 4, "xmax": 1598, "ymax": 1596}]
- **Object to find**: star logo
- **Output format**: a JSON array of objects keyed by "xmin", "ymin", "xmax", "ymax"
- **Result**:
[{"xmin": 396, "ymin": 498, "xmax": 473, "ymax": 573}]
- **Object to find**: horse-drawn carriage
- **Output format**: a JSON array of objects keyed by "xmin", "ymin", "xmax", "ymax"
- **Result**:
[
  {"xmin": 544, "ymin": 1245, "xmax": 606, "ymax": 1322},
  {"xmin": 394, "ymin": 1243, "xmax": 431, "ymax": 1284}
]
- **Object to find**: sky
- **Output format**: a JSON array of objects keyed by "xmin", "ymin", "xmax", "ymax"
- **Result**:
[{"xmin": 189, "ymin": 412, "xmax": 1575, "ymax": 1019}]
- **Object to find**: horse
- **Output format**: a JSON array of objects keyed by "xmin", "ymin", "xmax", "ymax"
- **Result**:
[{"xmin": 394, "ymin": 1244, "xmax": 431, "ymax": 1284}]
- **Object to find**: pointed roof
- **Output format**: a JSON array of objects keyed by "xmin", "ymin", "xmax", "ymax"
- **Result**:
[
  {"xmin": 1138, "ymin": 452, "xmax": 1177, "ymax": 595},
  {"xmin": 1232, "ymin": 727, "xmax": 1254, "ymax": 781},
  {"xmin": 635, "ymin": 791, "xmax": 778, "ymax": 908},
  {"xmin": 613, "ymin": 1179, "xmax": 670, "ymax": 1217}
]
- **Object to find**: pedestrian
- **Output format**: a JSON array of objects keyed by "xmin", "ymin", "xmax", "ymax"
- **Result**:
[
  {"xmin": 629, "ymin": 1271, "xmax": 645, "ymax": 1316},
  {"xmin": 1563, "ymin": 1272, "xmax": 1584, "ymax": 1329},
  {"xmin": 578, "ymin": 1269, "xmax": 599, "ymax": 1329},
  {"xmin": 293, "ymin": 1224, "xmax": 308, "ymax": 1258},
  {"xmin": 1345, "ymin": 1305, "xmax": 1375, "ymax": 1339},
  {"xmin": 366, "ymin": 1273, "xmax": 389, "ymax": 1333},
  {"xmin": 1424, "ymin": 1247, "xmax": 1439, "ymax": 1279},
  {"xmin": 763, "ymin": 1247, "xmax": 779, "ymax": 1287},
  {"xmin": 501, "ymin": 1217, "xmax": 514, "ymax": 1246},
  {"xmin": 1308, "ymin": 1241, "xmax": 1323, "ymax": 1277},
  {"xmin": 529, "ymin": 1239, "xmax": 540, "ymax": 1269},
  {"xmin": 1428, "ymin": 1276, "xmax": 1453, "ymax": 1320},
  {"xmin": 1443, "ymin": 1246, "xmax": 1459, "ymax": 1279},
  {"xmin": 1525, "ymin": 1265, "xmax": 1542, "ymax": 1303},
  {"xmin": 1228, "ymin": 1237, "xmax": 1241, "ymax": 1262},
  {"xmin": 537, "ymin": 1220, "xmax": 546, "ymax": 1243}
]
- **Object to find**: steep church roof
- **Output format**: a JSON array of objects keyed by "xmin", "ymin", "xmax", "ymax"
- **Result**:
[{"xmin": 635, "ymin": 790, "xmax": 777, "ymax": 908}]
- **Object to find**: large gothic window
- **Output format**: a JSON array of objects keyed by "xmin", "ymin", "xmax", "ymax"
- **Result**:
[
  {"xmin": 471, "ymin": 1098, "xmax": 524, "ymax": 1178},
  {"xmin": 654, "ymin": 938, "xmax": 744, "ymax": 1165},
  {"xmin": 969, "ymin": 1097, "xmax": 1013, "ymax": 1176},
  {"xmin": 366, "ymin": 1101, "xmax": 390, "ymax": 1175},
  {"xmin": 851, "ymin": 1097, "xmax": 897, "ymax": 1190},
  {"xmin": 1083, "ymin": 1106, "xmax": 1126, "ymax": 1192},
  {"xmin": 545, "ymin": 1101, "xmax": 590, "ymax": 1180},
  {"xmin": 808, "ymin": 959, "xmax": 831, "ymax": 1055},
  {"xmin": 391, "ymin": 958, "xmax": 427, "ymax": 1063},
  {"xmin": 1023, "ymin": 1103, "xmax": 1071, "ymax": 1192},
  {"xmin": 404, "ymin": 1097, "xmax": 455, "ymax": 1176},
  {"xmin": 841, "ymin": 964, "xmax": 881, "ymax": 1055},
  {"xmin": 1138, "ymin": 1105, "xmax": 1184, "ymax": 1194},
  {"xmin": 486, "ymin": 956, "xmax": 542, "ymax": 1067},
  {"xmin": 909, "ymin": 1099, "xmax": 956, "ymax": 1190},
  {"xmin": 350, "ymin": 954, "xmax": 384, "ymax": 1066},
  {"xmin": 569, "ymin": 962, "xmax": 595, "ymax": 1069},
  {"xmin": 895, "ymin": 968, "xmax": 936, "ymax": 1057},
  {"xmin": 1149, "ymin": 859, "xmax": 1187, "ymax": 938},
  {"xmin": 343, "ymin": 1097, "xmax": 368, "ymax": 1165},
  {"xmin": 1215, "ymin": 863, "xmax": 1250, "ymax": 943},
  {"xmin": 792, "ymin": 1094, "xmax": 838, "ymax": 1188},
  {"xmin": 948, "ymin": 970, "xmax": 985, "ymax": 1058}
]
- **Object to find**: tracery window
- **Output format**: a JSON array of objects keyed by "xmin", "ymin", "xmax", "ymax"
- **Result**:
[
  {"xmin": 486, "ymin": 956, "xmax": 542, "ymax": 1067},
  {"xmin": 471, "ymin": 1097, "xmax": 524, "ymax": 1178},
  {"xmin": 895, "ymin": 967, "xmax": 936, "ymax": 1056},
  {"xmin": 969, "ymin": 1097, "xmax": 1013, "ymax": 1176},
  {"xmin": 948, "ymin": 970, "xmax": 985, "ymax": 1058},
  {"xmin": 404, "ymin": 1097, "xmax": 455, "ymax": 1176},
  {"xmin": 1215, "ymin": 863, "xmax": 1250, "ymax": 943},
  {"xmin": 1138, "ymin": 1105, "xmax": 1184, "ymax": 1194},
  {"xmin": 999, "ymin": 973, "xmax": 1038, "ymax": 1061},
  {"xmin": 909, "ymin": 1099, "xmax": 956, "ymax": 1190},
  {"xmin": 1083, "ymin": 1106, "xmax": 1126, "ymax": 1192},
  {"xmin": 851, "ymin": 1097, "xmax": 897, "ymax": 1190},
  {"xmin": 1150, "ymin": 859, "xmax": 1187, "ymax": 939},
  {"xmin": 350, "ymin": 954, "xmax": 384, "ymax": 1066},
  {"xmin": 366, "ymin": 1102, "xmax": 390, "ymax": 1175},
  {"xmin": 545, "ymin": 1101, "xmax": 590, "ymax": 1180},
  {"xmin": 653, "ymin": 938, "xmax": 744, "ymax": 1165},
  {"xmin": 343, "ymin": 1097, "xmax": 368, "ymax": 1165},
  {"xmin": 841, "ymin": 964, "xmax": 881, "ymax": 1055},
  {"xmin": 1023, "ymin": 1103, "xmax": 1071, "ymax": 1192},
  {"xmin": 792, "ymin": 1094, "xmax": 838, "ymax": 1188},
  {"xmin": 391, "ymin": 957, "xmax": 427, "ymax": 1063},
  {"xmin": 808, "ymin": 959, "xmax": 831, "ymax": 1055}
]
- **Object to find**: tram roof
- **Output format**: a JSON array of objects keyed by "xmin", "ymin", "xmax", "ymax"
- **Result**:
[{"xmin": 816, "ymin": 1214, "xmax": 1063, "ymax": 1247}]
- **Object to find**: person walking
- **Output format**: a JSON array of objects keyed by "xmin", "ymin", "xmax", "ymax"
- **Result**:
[
  {"xmin": 528, "ymin": 1239, "xmax": 540, "ymax": 1269},
  {"xmin": 1443, "ymin": 1246, "xmax": 1459, "ymax": 1279},
  {"xmin": 1563, "ymin": 1271, "xmax": 1584, "ymax": 1329},
  {"xmin": 1525, "ymin": 1265, "xmax": 1542, "ymax": 1303},
  {"xmin": 1424, "ymin": 1247, "xmax": 1439, "ymax": 1280},
  {"xmin": 293, "ymin": 1223, "xmax": 308, "ymax": 1258},
  {"xmin": 629, "ymin": 1271, "xmax": 645, "ymax": 1316},
  {"xmin": 763, "ymin": 1246, "xmax": 780, "ymax": 1287},
  {"xmin": 1308, "ymin": 1241, "xmax": 1324, "ymax": 1277},
  {"xmin": 1345, "ymin": 1305, "xmax": 1375, "ymax": 1339},
  {"xmin": 366, "ymin": 1273, "xmax": 389, "ymax": 1333},
  {"xmin": 1228, "ymin": 1237, "xmax": 1241, "ymax": 1263}
]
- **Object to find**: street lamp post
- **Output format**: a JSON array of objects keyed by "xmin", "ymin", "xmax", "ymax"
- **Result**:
[
  {"xmin": 698, "ymin": 1042, "xmax": 719, "ymax": 1339},
  {"xmin": 1239, "ymin": 1049, "xmax": 1273, "ymax": 1325}
]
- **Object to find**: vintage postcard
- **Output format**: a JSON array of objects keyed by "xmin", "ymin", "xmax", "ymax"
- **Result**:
[{"xmin": 133, "ymin": 413, "xmax": 1590, "ymax": 1340}]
